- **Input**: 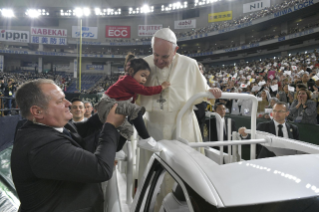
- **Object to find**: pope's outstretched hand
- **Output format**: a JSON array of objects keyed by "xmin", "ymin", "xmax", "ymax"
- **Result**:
[{"xmin": 209, "ymin": 88, "xmax": 222, "ymax": 99}]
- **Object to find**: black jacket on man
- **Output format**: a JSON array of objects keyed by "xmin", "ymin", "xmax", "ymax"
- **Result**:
[
  {"xmin": 11, "ymin": 114, "xmax": 122, "ymax": 212},
  {"xmin": 207, "ymin": 117, "xmax": 236, "ymax": 141},
  {"xmin": 243, "ymin": 120, "xmax": 299, "ymax": 158},
  {"xmin": 257, "ymin": 120, "xmax": 299, "ymax": 140}
]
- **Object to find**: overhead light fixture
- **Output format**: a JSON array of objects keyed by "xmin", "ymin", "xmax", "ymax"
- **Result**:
[
  {"xmin": 1, "ymin": 8, "xmax": 14, "ymax": 18},
  {"xmin": 162, "ymin": 1, "xmax": 188, "ymax": 11},
  {"xmin": 60, "ymin": 9, "xmax": 72, "ymax": 16},
  {"xmin": 73, "ymin": 8, "xmax": 91, "ymax": 17},
  {"xmin": 25, "ymin": 9, "xmax": 41, "ymax": 18},
  {"xmin": 129, "ymin": 5, "xmax": 154, "ymax": 14}
]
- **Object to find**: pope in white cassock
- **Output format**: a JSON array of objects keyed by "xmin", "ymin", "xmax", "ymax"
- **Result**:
[{"xmin": 136, "ymin": 28, "xmax": 221, "ymax": 208}]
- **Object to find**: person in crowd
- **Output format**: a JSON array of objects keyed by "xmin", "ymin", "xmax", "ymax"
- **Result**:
[
  {"xmin": 238, "ymin": 102, "xmax": 299, "ymax": 158},
  {"xmin": 208, "ymin": 102, "xmax": 236, "ymax": 142},
  {"xmin": 194, "ymin": 62, "xmax": 208, "ymax": 139},
  {"xmin": 2, "ymin": 78, "xmax": 16, "ymax": 115},
  {"xmin": 299, "ymin": 72, "xmax": 316, "ymax": 92},
  {"xmin": 277, "ymin": 84, "xmax": 294, "ymax": 104},
  {"xmin": 237, "ymin": 88, "xmax": 253, "ymax": 116},
  {"xmin": 230, "ymin": 90, "xmax": 241, "ymax": 115},
  {"xmin": 257, "ymin": 90, "xmax": 270, "ymax": 113},
  {"xmin": 105, "ymin": 58, "xmax": 170, "ymax": 152},
  {"xmin": 70, "ymin": 98, "xmax": 87, "ymax": 123},
  {"xmin": 11, "ymin": 79, "xmax": 126, "ymax": 212},
  {"xmin": 84, "ymin": 101, "xmax": 94, "ymax": 118},
  {"xmin": 269, "ymin": 79, "xmax": 278, "ymax": 97},
  {"xmin": 289, "ymin": 88, "xmax": 317, "ymax": 124}
]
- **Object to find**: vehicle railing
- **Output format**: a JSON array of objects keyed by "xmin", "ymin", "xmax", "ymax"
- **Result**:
[
  {"xmin": 205, "ymin": 112, "xmax": 224, "ymax": 164},
  {"xmin": 244, "ymin": 129, "xmax": 319, "ymax": 154},
  {"xmin": 176, "ymin": 92, "xmax": 260, "ymax": 160},
  {"xmin": 114, "ymin": 141, "xmax": 134, "ymax": 205}
]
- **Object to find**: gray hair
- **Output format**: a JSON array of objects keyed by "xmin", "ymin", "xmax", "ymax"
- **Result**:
[
  {"xmin": 269, "ymin": 97, "xmax": 279, "ymax": 103},
  {"xmin": 151, "ymin": 36, "xmax": 177, "ymax": 51},
  {"xmin": 16, "ymin": 79, "xmax": 55, "ymax": 118},
  {"xmin": 83, "ymin": 101, "xmax": 93, "ymax": 107}
]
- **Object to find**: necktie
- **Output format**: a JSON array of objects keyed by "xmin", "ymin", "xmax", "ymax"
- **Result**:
[
  {"xmin": 278, "ymin": 124, "xmax": 283, "ymax": 137},
  {"xmin": 63, "ymin": 128, "xmax": 72, "ymax": 138}
]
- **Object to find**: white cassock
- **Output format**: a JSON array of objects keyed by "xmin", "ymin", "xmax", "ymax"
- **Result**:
[{"xmin": 137, "ymin": 53, "xmax": 210, "ymax": 182}]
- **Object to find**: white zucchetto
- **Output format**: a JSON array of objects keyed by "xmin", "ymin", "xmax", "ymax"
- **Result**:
[{"xmin": 153, "ymin": 28, "xmax": 177, "ymax": 45}]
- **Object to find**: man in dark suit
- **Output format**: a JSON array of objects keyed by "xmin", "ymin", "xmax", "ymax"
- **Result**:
[
  {"xmin": 208, "ymin": 102, "xmax": 236, "ymax": 142},
  {"xmin": 238, "ymin": 102, "xmax": 299, "ymax": 158},
  {"xmin": 11, "ymin": 79, "xmax": 125, "ymax": 212}
]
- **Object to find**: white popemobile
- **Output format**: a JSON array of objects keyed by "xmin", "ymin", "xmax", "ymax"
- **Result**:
[{"xmin": 105, "ymin": 92, "xmax": 319, "ymax": 212}]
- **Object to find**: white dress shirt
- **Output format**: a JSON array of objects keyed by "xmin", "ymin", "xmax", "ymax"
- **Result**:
[{"xmin": 273, "ymin": 120, "xmax": 289, "ymax": 138}]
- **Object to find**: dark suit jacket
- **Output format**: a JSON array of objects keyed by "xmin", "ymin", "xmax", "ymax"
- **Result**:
[
  {"xmin": 257, "ymin": 120, "xmax": 299, "ymax": 140},
  {"xmin": 194, "ymin": 101, "xmax": 208, "ymax": 138},
  {"xmin": 243, "ymin": 120, "xmax": 299, "ymax": 158},
  {"xmin": 207, "ymin": 117, "xmax": 236, "ymax": 141},
  {"xmin": 11, "ymin": 115, "xmax": 121, "ymax": 212}
]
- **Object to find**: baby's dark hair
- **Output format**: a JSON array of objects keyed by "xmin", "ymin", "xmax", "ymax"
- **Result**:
[
  {"xmin": 128, "ymin": 58, "xmax": 151, "ymax": 76},
  {"xmin": 124, "ymin": 53, "xmax": 135, "ymax": 73}
]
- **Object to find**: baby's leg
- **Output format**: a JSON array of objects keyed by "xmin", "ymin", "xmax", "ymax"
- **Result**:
[{"xmin": 131, "ymin": 111, "xmax": 150, "ymax": 139}]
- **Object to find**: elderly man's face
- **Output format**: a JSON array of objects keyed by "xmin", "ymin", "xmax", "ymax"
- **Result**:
[
  {"xmin": 153, "ymin": 38, "xmax": 178, "ymax": 69},
  {"xmin": 40, "ymin": 83, "xmax": 72, "ymax": 127}
]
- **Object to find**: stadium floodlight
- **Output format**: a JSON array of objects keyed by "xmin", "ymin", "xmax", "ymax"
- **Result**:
[
  {"xmin": 141, "ymin": 5, "xmax": 151, "ymax": 13},
  {"xmin": 74, "ymin": 8, "xmax": 83, "ymax": 17},
  {"xmin": 94, "ymin": 8, "xmax": 101, "ymax": 15},
  {"xmin": 83, "ymin": 8, "xmax": 90, "ymax": 16},
  {"xmin": 130, "ymin": 5, "xmax": 153, "ymax": 15},
  {"xmin": 162, "ymin": 1, "xmax": 187, "ymax": 11},
  {"xmin": 289, "ymin": 53, "xmax": 291, "ymax": 56},
  {"xmin": 1, "ymin": 8, "xmax": 14, "ymax": 18},
  {"xmin": 60, "ymin": 9, "xmax": 71, "ymax": 16},
  {"xmin": 25, "ymin": 9, "xmax": 41, "ymax": 18}
]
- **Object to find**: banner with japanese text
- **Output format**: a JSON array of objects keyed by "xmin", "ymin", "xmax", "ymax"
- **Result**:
[
  {"xmin": 208, "ymin": 11, "xmax": 232, "ymax": 23},
  {"xmin": 72, "ymin": 26, "xmax": 98, "ymax": 39},
  {"xmin": 31, "ymin": 36, "xmax": 67, "ymax": 45}
]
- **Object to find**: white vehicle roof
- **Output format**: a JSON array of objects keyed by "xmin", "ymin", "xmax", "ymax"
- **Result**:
[{"xmin": 157, "ymin": 139, "xmax": 319, "ymax": 208}]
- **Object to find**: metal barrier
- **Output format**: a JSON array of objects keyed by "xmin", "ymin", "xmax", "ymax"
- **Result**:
[
  {"xmin": 176, "ymin": 92, "xmax": 265, "ymax": 162},
  {"xmin": 0, "ymin": 96, "xmax": 19, "ymax": 116}
]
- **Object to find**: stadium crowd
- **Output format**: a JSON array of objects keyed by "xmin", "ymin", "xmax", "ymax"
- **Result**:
[
  {"xmin": 204, "ymin": 50, "xmax": 319, "ymax": 124},
  {"xmin": 105, "ymin": 0, "xmax": 311, "ymax": 44},
  {"xmin": 0, "ymin": 71, "xmax": 72, "ymax": 115}
]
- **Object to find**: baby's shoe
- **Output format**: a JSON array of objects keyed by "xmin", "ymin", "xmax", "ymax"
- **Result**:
[{"xmin": 138, "ymin": 137, "xmax": 162, "ymax": 152}]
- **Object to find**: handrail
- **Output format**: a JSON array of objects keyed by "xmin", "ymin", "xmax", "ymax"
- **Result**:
[
  {"xmin": 205, "ymin": 112, "xmax": 224, "ymax": 165},
  {"xmin": 126, "ymin": 141, "xmax": 133, "ymax": 204},
  {"xmin": 176, "ymin": 92, "xmax": 258, "ymax": 159},
  {"xmin": 189, "ymin": 139, "xmax": 269, "ymax": 147}
]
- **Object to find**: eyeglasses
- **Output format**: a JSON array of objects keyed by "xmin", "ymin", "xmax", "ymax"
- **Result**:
[{"xmin": 272, "ymin": 110, "xmax": 286, "ymax": 113}]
